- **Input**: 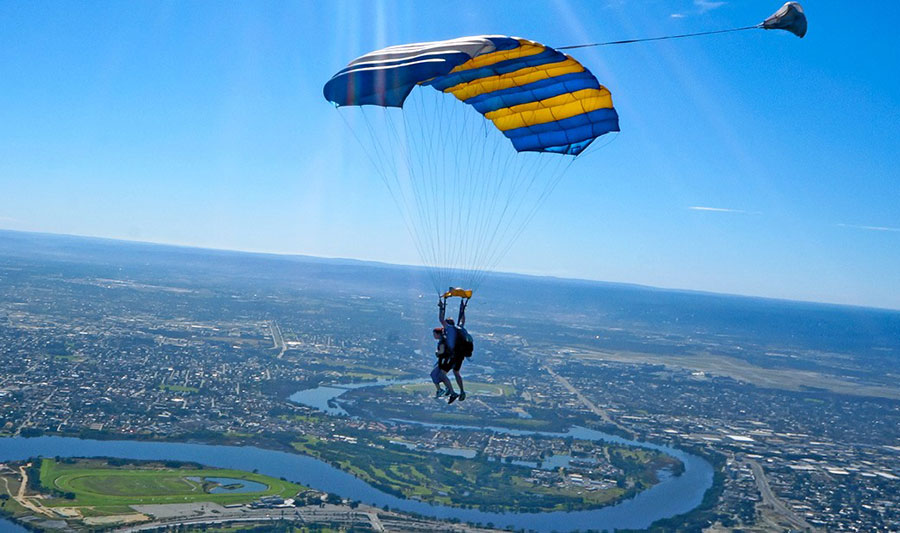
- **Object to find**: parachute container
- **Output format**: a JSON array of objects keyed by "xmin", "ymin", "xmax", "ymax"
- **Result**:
[
  {"xmin": 762, "ymin": 2, "xmax": 807, "ymax": 38},
  {"xmin": 324, "ymin": 36, "xmax": 618, "ymax": 294}
]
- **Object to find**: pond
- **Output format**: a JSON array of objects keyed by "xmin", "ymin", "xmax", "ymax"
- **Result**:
[{"xmin": 187, "ymin": 476, "xmax": 269, "ymax": 494}]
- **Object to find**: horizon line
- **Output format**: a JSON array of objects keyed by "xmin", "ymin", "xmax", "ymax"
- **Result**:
[{"xmin": 1, "ymin": 226, "xmax": 898, "ymax": 313}]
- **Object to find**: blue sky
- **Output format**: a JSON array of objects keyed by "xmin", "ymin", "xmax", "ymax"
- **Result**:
[{"xmin": 1, "ymin": 1, "xmax": 899, "ymax": 309}]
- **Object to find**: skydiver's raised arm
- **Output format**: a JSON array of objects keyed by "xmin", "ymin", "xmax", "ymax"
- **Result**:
[
  {"xmin": 438, "ymin": 298, "xmax": 447, "ymax": 325},
  {"xmin": 458, "ymin": 299, "xmax": 467, "ymax": 327}
]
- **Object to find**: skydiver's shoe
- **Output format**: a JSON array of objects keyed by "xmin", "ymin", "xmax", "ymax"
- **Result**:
[
  {"xmin": 435, "ymin": 388, "xmax": 446, "ymax": 399},
  {"xmin": 458, "ymin": 391, "xmax": 466, "ymax": 401},
  {"xmin": 447, "ymin": 392, "xmax": 460, "ymax": 404}
]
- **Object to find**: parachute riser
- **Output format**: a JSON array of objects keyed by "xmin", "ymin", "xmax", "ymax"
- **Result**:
[{"xmin": 438, "ymin": 287, "xmax": 470, "ymax": 328}]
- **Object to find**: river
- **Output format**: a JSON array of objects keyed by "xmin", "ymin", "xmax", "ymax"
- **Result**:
[
  {"xmin": 0, "ymin": 381, "xmax": 713, "ymax": 532},
  {"xmin": 0, "ymin": 517, "xmax": 28, "ymax": 532}
]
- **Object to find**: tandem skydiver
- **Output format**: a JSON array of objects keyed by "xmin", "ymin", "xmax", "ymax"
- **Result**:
[{"xmin": 434, "ymin": 288, "xmax": 473, "ymax": 404}]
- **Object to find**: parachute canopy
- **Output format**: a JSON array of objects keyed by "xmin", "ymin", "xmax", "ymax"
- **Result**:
[
  {"xmin": 324, "ymin": 36, "xmax": 617, "ymax": 294},
  {"xmin": 324, "ymin": 36, "xmax": 619, "ymax": 156},
  {"xmin": 762, "ymin": 2, "xmax": 807, "ymax": 38}
]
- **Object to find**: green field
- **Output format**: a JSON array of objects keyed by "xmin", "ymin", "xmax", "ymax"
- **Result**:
[
  {"xmin": 386, "ymin": 381, "xmax": 514, "ymax": 397},
  {"xmin": 348, "ymin": 384, "xmax": 563, "ymax": 431},
  {"xmin": 295, "ymin": 356, "xmax": 407, "ymax": 381},
  {"xmin": 39, "ymin": 459, "xmax": 303, "ymax": 509},
  {"xmin": 290, "ymin": 434, "xmax": 660, "ymax": 512}
]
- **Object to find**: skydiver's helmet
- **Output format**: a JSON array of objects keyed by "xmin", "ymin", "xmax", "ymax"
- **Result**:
[{"xmin": 445, "ymin": 318, "xmax": 454, "ymax": 326}]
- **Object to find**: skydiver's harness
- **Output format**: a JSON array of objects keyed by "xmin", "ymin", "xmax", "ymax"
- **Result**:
[
  {"xmin": 440, "ymin": 297, "xmax": 468, "ymax": 327},
  {"xmin": 434, "ymin": 330, "xmax": 451, "ymax": 371}
]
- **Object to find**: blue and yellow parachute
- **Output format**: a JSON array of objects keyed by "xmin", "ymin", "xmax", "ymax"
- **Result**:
[
  {"xmin": 324, "ymin": 36, "xmax": 619, "ymax": 156},
  {"xmin": 324, "ymin": 36, "xmax": 618, "ymax": 294},
  {"xmin": 324, "ymin": 9, "xmax": 805, "ymax": 296}
]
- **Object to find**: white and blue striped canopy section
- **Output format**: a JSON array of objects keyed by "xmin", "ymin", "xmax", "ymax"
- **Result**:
[{"xmin": 323, "ymin": 35, "xmax": 619, "ymax": 156}]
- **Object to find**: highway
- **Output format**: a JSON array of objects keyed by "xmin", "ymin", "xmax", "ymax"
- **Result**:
[
  {"xmin": 746, "ymin": 459, "xmax": 818, "ymax": 532},
  {"xmin": 116, "ymin": 504, "xmax": 495, "ymax": 532},
  {"xmin": 544, "ymin": 365, "xmax": 632, "ymax": 436}
]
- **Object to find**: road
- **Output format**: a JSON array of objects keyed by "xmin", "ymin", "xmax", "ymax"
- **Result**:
[
  {"xmin": 13, "ymin": 465, "xmax": 53, "ymax": 518},
  {"xmin": 14, "ymin": 388, "xmax": 56, "ymax": 436},
  {"xmin": 544, "ymin": 366, "xmax": 632, "ymax": 436},
  {"xmin": 117, "ymin": 504, "xmax": 493, "ymax": 532},
  {"xmin": 269, "ymin": 320, "xmax": 286, "ymax": 358},
  {"xmin": 366, "ymin": 510, "xmax": 385, "ymax": 532},
  {"xmin": 746, "ymin": 459, "xmax": 818, "ymax": 532}
]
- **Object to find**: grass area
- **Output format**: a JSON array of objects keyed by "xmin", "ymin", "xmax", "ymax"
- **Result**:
[
  {"xmin": 0, "ymin": 474, "xmax": 30, "ymax": 518},
  {"xmin": 223, "ymin": 431, "xmax": 254, "ymax": 438},
  {"xmin": 495, "ymin": 417, "xmax": 556, "ymax": 429},
  {"xmin": 291, "ymin": 434, "xmax": 656, "ymax": 512},
  {"xmin": 515, "ymin": 475, "xmax": 627, "ymax": 506},
  {"xmin": 429, "ymin": 412, "xmax": 484, "ymax": 424},
  {"xmin": 77, "ymin": 504, "xmax": 137, "ymax": 516},
  {"xmin": 387, "ymin": 381, "xmax": 514, "ymax": 397},
  {"xmin": 305, "ymin": 358, "xmax": 406, "ymax": 381},
  {"xmin": 278, "ymin": 413, "xmax": 326, "ymax": 424},
  {"xmin": 345, "ymin": 385, "xmax": 571, "ymax": 432},
  {"xmin": 574, "ymin": 348, "xmax": 900, "ymax": 400},
  {"xmin": 342, "ymin": 371, "xmax": 391, "ymax": 381},
  {"xmin": 39, "ymin": 458, "xmax": 303, "ymax": 509}
]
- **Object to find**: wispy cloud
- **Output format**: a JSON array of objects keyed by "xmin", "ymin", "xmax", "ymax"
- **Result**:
[
  {"xmin": 694, "ymin": 0, "xmax": 726, "ymax": 13},
  {"xmin": 836, "ymin": 223, "xmax": 900, "ymax": 233},
  {"xmin": 688, "ymin": 206, "xmax": 760, "ymax": 215},
  {"xmin": 0, "ymin": 216, "xmax": 20, "ymax": 224},
  {"xmin": 670, "ymin": 13, "xmax": 686, "ymax": 19}
]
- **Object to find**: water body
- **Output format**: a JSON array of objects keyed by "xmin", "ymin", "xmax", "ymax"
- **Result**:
[
  {"xmin": 291, "ymin": 385, "xmax": 354, "ymax": 416},
  {"xmin": 511, "ymin": 454, "xmax": 589, "ymax": 470},
  {"xmin": 0, "ymin": 517, "xmax": 29, "ymax": 532},
  {"xmin": 204, "ymin": 477, "xmax": 268, "ymax": 494},
  {"xmin": 0, "ymin": 382, "xmax": 713, "ymax": 532},
  {"xmin": 187, "ymin": 476, "xmax": 269, "ymax": 494},
  {"xmin": 433, "ymin": 447, "xmax": 478, "ymax": 459},
  {"xmin": 289, "ymin": 381, "xmax": 715, "ymax": 531},
  {"xmin": 289, "ymin": 379, "xmax": 418, "ymax": 416},
  {"xmin": 0, "ymin": 433, "xmax": 711, "ymax": 532}
]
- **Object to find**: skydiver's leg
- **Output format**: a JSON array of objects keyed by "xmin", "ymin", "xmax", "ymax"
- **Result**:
[
  {"xmin": 453, "ymin": 368, "xmax": 465, "ymax": 395},
  {"xmin": 430, "ymin": 364, "xmax": 443, "ymax": 392},
  {"xmin": 440, "ymin": 369, "xmax": 455, "ymax": 394}
]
